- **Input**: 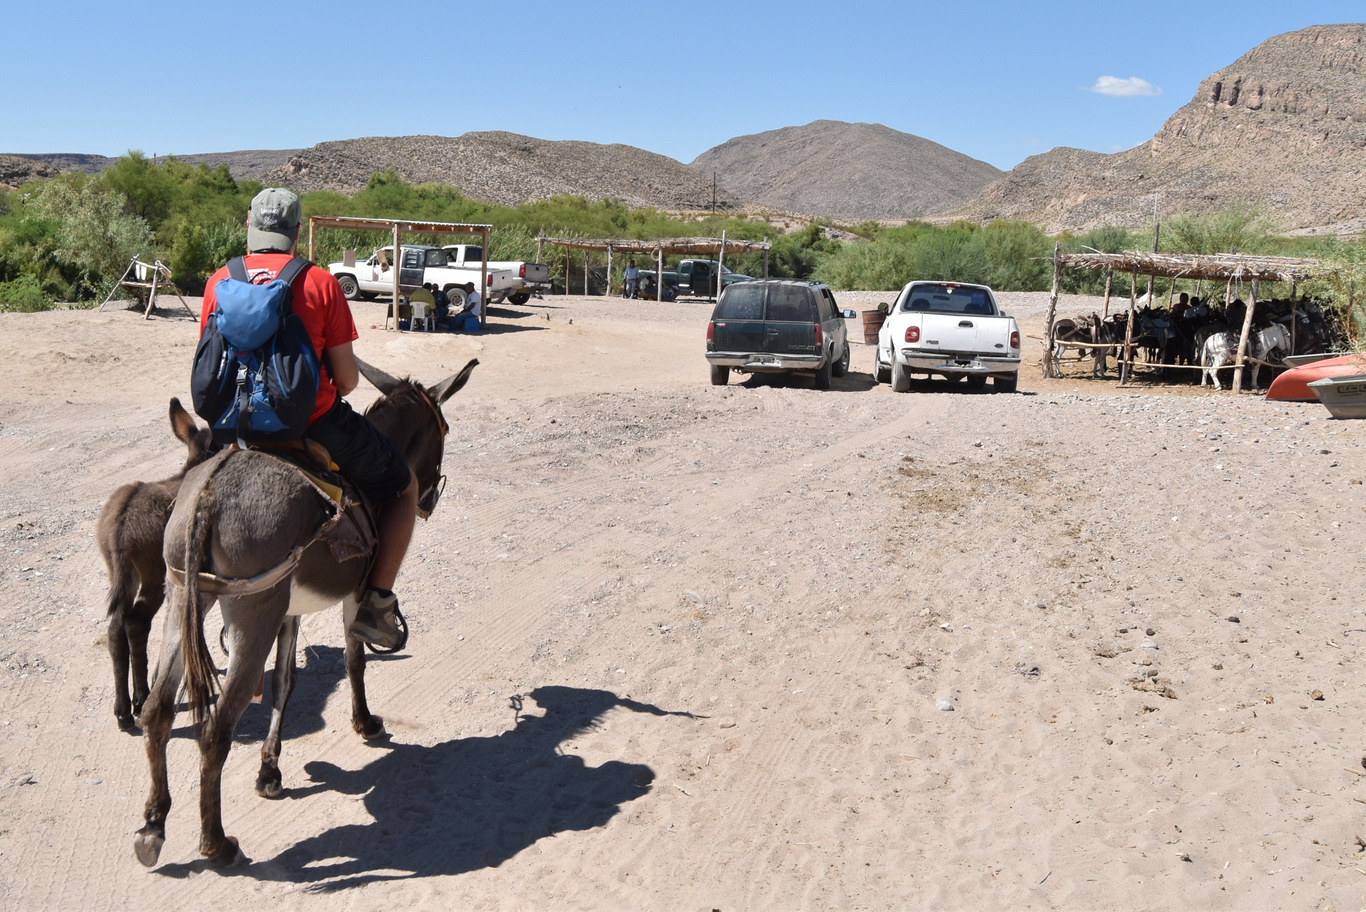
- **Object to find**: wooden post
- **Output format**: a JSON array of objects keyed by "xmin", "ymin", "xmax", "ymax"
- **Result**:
[
  {"xmin": 763, "ymin": 237, "xmax": 769, "ymax": 278},
  {"xmin": 1120, "ymin": 271, "xmax": 1138, "ymax": 385},
  {"xmin": 390, "ymin": 223, "xmax": 401, "ymax": 330},
  {"xmin": 715, "ymin": 230, "xmax": 727, "ymax": 303},
  {"xmin": 583, "ymin": 251, "xmax": 589, "ymax": 296},
  {"xmin": 1232, "ymin": 277, "xmax": 1258, "ymax": 394},
  {"xmin": 1101, "ymin": 269, "xmax": 1113, "ymax": 319},
  {"xmin": 1042, "ymin": 241, "xmax": 1061, "ymax": 378},
  {"xmin": 479, "ymin": 227, "xmax": 488, "ymax": 329},
  {"xmin": 143, "ymin": 267, "xmax": 160, "ymax": 320},
  {"xmin": 607, "ymin": 246, "xmax": 613, "ymax": 298},
  {"xmin": 307, "ymin": 216, "xmax": 315, "ymax": 262},
  {"xmin": 656, "ymin": 247, "xmax": 663, "ymax": 302}
]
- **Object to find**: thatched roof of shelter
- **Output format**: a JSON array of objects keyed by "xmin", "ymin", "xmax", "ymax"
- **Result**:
[
  {"xmin": 540, "ymin": 236, "xmax": 770, "ymax": 255},
  {"xmin": 1057, "ymin": 250, "xmax": 1320, "ymax": 284}
]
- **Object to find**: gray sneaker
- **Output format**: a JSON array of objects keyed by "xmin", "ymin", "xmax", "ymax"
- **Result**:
[{"xmin": 349, "ymin": 589, "xmax": 404, "ymax": 650}]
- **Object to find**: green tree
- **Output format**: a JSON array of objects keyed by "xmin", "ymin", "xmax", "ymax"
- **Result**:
[{"xmin": 28, "ymin": 177, "xmax": 152, "ymax": 299}]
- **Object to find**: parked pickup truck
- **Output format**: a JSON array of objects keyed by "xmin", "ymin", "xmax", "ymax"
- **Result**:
[
  {"xmin": 639, "ymin": 259, "xmax": 752, "ymax": 298},
  {"xmin": 441, "ymin": 244, "xmax": 550, "ymax": 305},
  {"xmin": 873, "ymin": 280, "xmax": 1021, "ymax": 393},
  {"xmin": 328, "ymin": 245, "xmax": 522, "ymax": 305}
]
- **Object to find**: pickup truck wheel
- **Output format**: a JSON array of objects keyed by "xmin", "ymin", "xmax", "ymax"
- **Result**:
[
  {"xmin": 832, "ymin": 342, "xmax": 850, "ymax": 378},
  {"xmin": 336, "ymin": 275, "xmax": 361, "ymax": 301},
  {"xmin": 507, "ymin": 292, "xmax": 531, "ymax": 306},
  {"xmin": 873, "ymin": 347, "xmax": 891, "ymax": 383},
  {"xmin": 814, "ymin": 358, "xmax": 832, "ymax": 390},
  {"xmin": 710, "ymin": 364, "xmax": 729, "ymax": 386},
  {"xmin": 967, "ymin": 375, "xmax": 987, "ymax": 390},
  {"xmin": 994, "ymin": 374, "xmax": 1019, "ymax": 394},
  {"xmin": 447, "ymin": 289, "xmax": 467, "ymax": 309},
  {"xmin": 890, "ymin": 358, "xmax": 911, "ymax": 393}
]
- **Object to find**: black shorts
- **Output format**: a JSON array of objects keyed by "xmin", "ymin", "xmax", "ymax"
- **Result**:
[{"xmin": 308, "ymin": 398, "xmax": 412, "ymax": 503}]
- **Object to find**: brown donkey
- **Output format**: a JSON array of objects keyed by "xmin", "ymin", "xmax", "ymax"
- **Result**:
[
  {"xmin": 134, "ymin": 358, "xmax": 476, "ymax": 868},
  {"xmin": 96, "ymin": 398, "xmax": 214, "ymax": 730}
]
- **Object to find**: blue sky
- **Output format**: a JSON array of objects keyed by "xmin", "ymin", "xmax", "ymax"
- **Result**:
[{"xmin": 3, "ymin": 1, "xmax": 1360, "ymax": 173}]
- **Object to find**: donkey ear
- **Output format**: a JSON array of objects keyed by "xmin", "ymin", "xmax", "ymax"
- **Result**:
[
  {"xmin": 168, "ymin": 397, "xmax": 199, "ymax": 444},
  {"xmin": 355, "ymin": 357, "xmax": 404, "ymax": 396},
  {"xmin": 428, "ymin": 358, "xmax": 479, "ymax": 404}
]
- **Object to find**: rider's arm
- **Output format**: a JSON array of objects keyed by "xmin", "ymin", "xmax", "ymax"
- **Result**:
[{"xmin": 326, "ymin": 341, "xmax": 359, "ymax": 396}]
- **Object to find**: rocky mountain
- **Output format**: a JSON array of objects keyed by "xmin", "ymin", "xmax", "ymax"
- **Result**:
[
  {"xmin": 689, "ymin": 120, "xmax": 1003, "ymax": 221},
  {"xmin": 0, "ymin": 154, "xmax": 60, "ymax": 189},
  {"xmin": 956, "ymin": 23, "xmax": 1366, "ymax": 234},
  {"xmin": 5, "ymin": 150, "xmax": 299, "ymax": 181},
  {"xmin": 262, "ymin": 133, "xmax": 743, "ymax": 212}
]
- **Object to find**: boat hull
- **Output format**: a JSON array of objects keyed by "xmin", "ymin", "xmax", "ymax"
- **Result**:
[
  {"xmin": 1266, "ymin": 353, "xmax": 1366, "ymax": 401},
  {"xmin": 1309, "ymin": 374, "xmax": 1366, "ymax": 419}
]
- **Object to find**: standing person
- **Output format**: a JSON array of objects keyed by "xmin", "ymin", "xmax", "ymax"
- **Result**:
[
  {"xmin": 623, "ymin": 259, "xmax": 639, "ymax": 299},
  {"xmin": 198, "ymin": 188, "xmax": 415, "ymax": 650},
  {"xmin": 447, "ymin": 281, "xmax": 483, "ymax": 332}
]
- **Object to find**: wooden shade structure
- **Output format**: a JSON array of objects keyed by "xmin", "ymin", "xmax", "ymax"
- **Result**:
[
  {"xmin": 537, "ymin": 235, "xmax": 772, "ymax": 301},
  {"xmin": 1043, "ymin": 247, "xmax": 1324, "ymax": 392},
  {"xmin": 306, "ymin": 216, "xmax": 493, "ymax": 329}
]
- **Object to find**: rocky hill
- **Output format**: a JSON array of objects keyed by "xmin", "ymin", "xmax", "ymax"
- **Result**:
[
  {"xmin": 689, "ymin": 120, "xmax": 1003, "ymax": 221},
  {"xmin": 956, "ymin": 24, "xmax": 1366, "ymax": 234},
  {"xmin": 0, "ymin": 154, "xmax": 60, "ymax": 189},
  {"xmin": 262, "ymin": 133, "xmax": 743, "ymax": 212}
]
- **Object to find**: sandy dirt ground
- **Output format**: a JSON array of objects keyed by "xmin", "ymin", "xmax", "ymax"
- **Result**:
[{"xmin": 2, "ymin": 288, "xmax": 1366, "ymax": 911}]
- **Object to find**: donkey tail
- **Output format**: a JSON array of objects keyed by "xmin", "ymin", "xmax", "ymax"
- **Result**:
[{"xmin": 181, "ymin": 476, "xmax": 219, "ymax": 726}]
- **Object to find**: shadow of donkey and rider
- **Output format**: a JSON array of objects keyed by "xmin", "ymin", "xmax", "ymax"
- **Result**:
[{"xmin": 167, "ymin": 682, "xmax": 693, "ymax": 890}]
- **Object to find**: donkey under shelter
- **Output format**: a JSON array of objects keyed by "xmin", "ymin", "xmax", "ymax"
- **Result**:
[{"xmin": 133, "ymin": 357, "xmax": 477, "ymax": 868}]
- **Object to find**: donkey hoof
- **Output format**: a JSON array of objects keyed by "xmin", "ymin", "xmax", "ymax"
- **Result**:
[
  {"xmin": 205, "ymin": 836, "xmax": 244, "ymax": 867},
  {"xmin": 116, "ymin": 712, "xmax": 138, "ymax": 733},
  {"xmin": 133, "ymin": 829, "xmax": 165, "ymax": 867},
  {"xmin": 356, "ymin": 715, "xmax": 387, "ymax": 741},
  {"xmin": 255, "ymin": 774, "xmax": 284, "ymax": 799}
]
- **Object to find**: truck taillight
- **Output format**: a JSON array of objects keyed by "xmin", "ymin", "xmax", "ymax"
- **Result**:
[
  {"xmin": 486, "ymin": 274, "xmax": 493, "ymax": 286},
  {"xmin": 905, "ymin": 326, "xmax": 920, "ymax": 344},
  {"xmin": 1010, "ymin": 330, "xmax": 1020, "ymax": 349},
  {"xmin": 519, "ymin": 264, "xmax": 527, "ymax": 278},
  {"xmin": 706, "ymin": 321, "xmax": 715, "ymax": 342},
  {"xmin": 814, "ymin": 323, "xmax": 823, "ymax": 348}
]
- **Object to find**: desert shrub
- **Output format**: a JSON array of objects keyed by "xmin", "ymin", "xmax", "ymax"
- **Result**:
[{"xmin": 0, "ymin": 275, "xmax": 54, "ymax": 312}]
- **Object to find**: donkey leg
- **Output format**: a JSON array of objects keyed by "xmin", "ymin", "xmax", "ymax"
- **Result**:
[
  {"xmin": 199, "ymin": 592, "xmax": 291, "ymax": 865},
  {"xmin": 342, "ymin": 595, "xmax": 386, "ymax": 740},
  {"xmin": 127, "ymin": 582, "xmax": 164, "ymax": 721},
  {"xmin": 134, "ymin": 593, "xmax": 185, "ymax": 867},
  {"xmin": 256, "ymin": 617, "xmax": 300, "ymax": 798},
  {"xmin": 107, "ymin": 601, "xmax": 136, "ymax": 731}
]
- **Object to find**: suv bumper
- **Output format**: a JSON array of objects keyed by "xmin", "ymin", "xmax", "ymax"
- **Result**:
[
  {"xmin": 898, "ymin": 350, "xmax": 1020, "ymax": 377},
  {"xmin": 708, "ymin": 352, "xmax": 825, "ymax": 373}
]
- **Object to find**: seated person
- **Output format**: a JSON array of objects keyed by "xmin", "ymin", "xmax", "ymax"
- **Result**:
[
  {"xmin": 446, "ymin": 281, "xmax": 483, "ymax": 332},
  {"xmin": 432, "ymin": 284, "xmax": 451, "ymax": 322},
  {"xmin": 638, "ymin": 275, "xmax": 658, "ymax": 299},
  {"xmin": 409, "ymin": 283, "xmax": 436, "ymax": 329},
  {"xmin": 661, "ymin": 280, "xmax": 679, "ymax": 302}
]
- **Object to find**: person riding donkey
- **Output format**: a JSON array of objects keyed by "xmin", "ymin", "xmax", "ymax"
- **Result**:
[{"xmin": 196, "ymin": 188, "xmax": 414, "ymax": 649}]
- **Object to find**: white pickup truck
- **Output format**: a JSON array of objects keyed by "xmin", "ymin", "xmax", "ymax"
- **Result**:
[
  {"xmin": 873, "ymin": 280, "xmax": 1021, "ymax": 393},
  {"xmin": 442, "ymin": 244, "xmax": 550, "ymax": 305},
  {"xmin": 328, "ymin": 245, "xmax": 526, "ymax": 306}
]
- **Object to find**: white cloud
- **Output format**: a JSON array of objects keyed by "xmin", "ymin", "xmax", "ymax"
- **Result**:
[{"xmin": 1088, "ymin": 76, "xmax": 1163, "ymax": 97}]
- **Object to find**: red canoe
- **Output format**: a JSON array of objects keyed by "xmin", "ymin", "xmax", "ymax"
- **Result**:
[{"xmin": 1267, "ymin": 353, "xmax": 1366, "ymax": 401}]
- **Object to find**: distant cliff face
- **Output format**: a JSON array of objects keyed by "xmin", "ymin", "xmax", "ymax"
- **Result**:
[
  {"xmin": 958, "ymin": 24, "xmax": 1366, "ymax": 234},
  {"xmin": 689, "ymin": 121, "xmax": 1004, "ymax": 221}
]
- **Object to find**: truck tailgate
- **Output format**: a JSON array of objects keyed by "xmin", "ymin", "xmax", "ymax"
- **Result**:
[
  {"xmin": 918, "ymin": 314, "xmax": 1011, "ymax": 354},
  {"xmin": 520, "ymin": 263, "xmax": 550, "ymax": 283}
]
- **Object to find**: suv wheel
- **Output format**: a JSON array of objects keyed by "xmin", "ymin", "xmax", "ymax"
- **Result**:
[
  {"xmin": 832, "ymin": 342, "xmax": 850, "ymax": 378},
  {"xmin": 814, "ymin": 357, "xmax": 832, "ymax": 390},
  {"xmin": 710, "ymin": 364, "xmax": 730, "ymax": 386}
]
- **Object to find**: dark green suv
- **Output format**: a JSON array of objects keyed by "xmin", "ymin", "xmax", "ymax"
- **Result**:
[{"xmin": 705, "ymin": 280, "xmax": 854, "ymax": 389}]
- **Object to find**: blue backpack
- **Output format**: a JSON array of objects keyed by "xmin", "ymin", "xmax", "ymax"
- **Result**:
[{"xmin": 191, "ymin": 257, "xmax": 320, "ymax": 448}]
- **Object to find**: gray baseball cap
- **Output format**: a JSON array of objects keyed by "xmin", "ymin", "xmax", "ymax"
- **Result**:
[{"xmin": 247, "ymin": 187, "xmax": 301, "ymax": 252}]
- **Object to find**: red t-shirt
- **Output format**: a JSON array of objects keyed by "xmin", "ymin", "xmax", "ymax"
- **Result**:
[{"xmin": 200, "ymin": 253, "xmax": 358, "ymax": 423}]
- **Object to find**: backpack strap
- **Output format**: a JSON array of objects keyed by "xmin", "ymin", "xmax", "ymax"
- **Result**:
[{"xmin": 226, "ymin": 256, "xmax": 250, "ymax": 283}]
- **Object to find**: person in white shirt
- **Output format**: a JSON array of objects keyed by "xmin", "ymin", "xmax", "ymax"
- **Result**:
[{"xmin": 447, "ymin": 281, "xmax": 483, "ymax": 332}]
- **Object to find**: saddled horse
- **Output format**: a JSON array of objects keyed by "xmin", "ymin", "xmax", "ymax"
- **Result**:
[{"xmin": 133, "ymin": 357, "xmax": 477, "ymax": 868}]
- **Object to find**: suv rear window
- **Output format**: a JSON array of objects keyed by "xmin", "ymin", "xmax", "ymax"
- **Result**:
[
  {"xmin": 715, "ymin": 284, "xmax": 763, "ymax": 320},
  {"xmin": 903, "ymin": 284, "xmax": 992, "ymax": 315},
  {"xmin": 765, "ymin": 286, "xmax": 815, "ymax": 323}
]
